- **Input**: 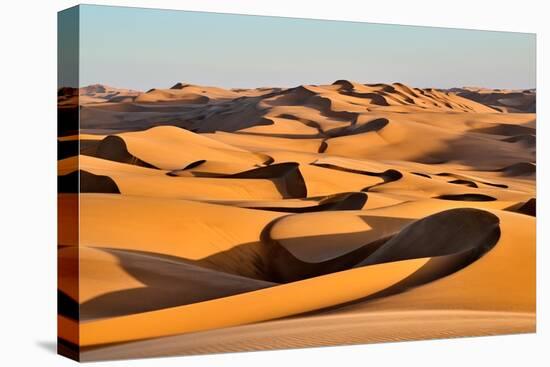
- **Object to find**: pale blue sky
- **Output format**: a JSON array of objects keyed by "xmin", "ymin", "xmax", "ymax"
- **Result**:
[{"xmin": 76, "ymin": 4, "xmax": 536, "ymax": 91}]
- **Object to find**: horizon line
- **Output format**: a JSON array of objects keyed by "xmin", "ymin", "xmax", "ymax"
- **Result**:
[{"xmin": 70, "ymin": 80, "xmax": 537, "ymax": 93}]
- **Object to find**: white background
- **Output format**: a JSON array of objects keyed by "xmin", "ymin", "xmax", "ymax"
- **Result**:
[{"xmin": 0, "ymin": 0, "xmax": 547, "ymax": 365}]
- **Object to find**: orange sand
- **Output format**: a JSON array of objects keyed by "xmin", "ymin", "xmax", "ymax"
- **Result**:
[{"xmin": 57, "ymin": 81, "xmax": 536, "ymax": 360}]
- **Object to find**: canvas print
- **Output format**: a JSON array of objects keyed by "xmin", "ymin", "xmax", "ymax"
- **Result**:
[{"xmin": 58, "ymin": 5, "xmax": 536, "ymax": 362}]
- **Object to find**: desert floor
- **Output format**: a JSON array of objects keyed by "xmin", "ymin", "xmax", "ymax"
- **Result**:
[{"xmin": 58, "ymin": 81, "xmax": 536, "ymax": 360}]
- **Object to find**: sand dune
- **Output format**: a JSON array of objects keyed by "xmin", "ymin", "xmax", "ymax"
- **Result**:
[
  {"xmin": 58, "ymin": 84, "xmax": 142, "ymax": 106},
  {"xmin": 58, "ymin": 81, "xmax": 536, "ymax": 360},
  {"xmin": 62, "ymin": 246, "xmax": 275, "ymax": 321},
  {"xmin": 78, "ymin": 81, "xmax": 519, "ymax": 134},
  {"xmin": 60, "ymin": 200, "xmax": 533, "ymax": 349},
  {"xmin": 446, "ymin": 87, "xmax": 536, "ymax": 113},
  {"xmin": 500, "ymin": 162, "xmax": 536, "ymax": 177},
  {"xmin": 80, "ymin": 310, "xmax": 533, "ymax": 360}
]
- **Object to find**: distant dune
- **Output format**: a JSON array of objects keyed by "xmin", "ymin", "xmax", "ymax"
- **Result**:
[
  {"xmin": 58, "ymin": 84, "xmax": 142, "ymax": 106},
  {"xmin": 58, "ymin": 80, "xmax": 536, "ymax": 361},
  {"xmin": 444, "ymin": 87, "xmax": 536, "ymax": 113}
]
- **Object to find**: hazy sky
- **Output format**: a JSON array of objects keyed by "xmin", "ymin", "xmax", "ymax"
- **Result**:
[{"xmin": 76, "ymin": 4, "xmax": 536, "ymax": 91}]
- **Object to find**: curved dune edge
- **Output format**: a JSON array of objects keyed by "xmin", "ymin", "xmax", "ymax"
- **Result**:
[
  {"xmin": 61, "ymin": 201, "xmax": 508, "ymax": 334},
  {"xmin": 211, "ymin": 192, "xmax": 368, "ymax": 213},
  {"xmin": 75, "ymin": 154, "xmax": 394, "ymax": 201},
  {"xmin": 435, "ymin": 193, "xmax": 497, "ymax": 202},
  {"xmin": 168, "ymin": 162, "xmax": 308, "ymax": 199},
  {"xmin": 223, "ymin": 162, "xmax": 308, "ymax": 199},
  {"xmin": 84, "ymin": 126, "xmax": 271, "ymax": 171},
  {"xmin": 245, "ymin": 192, "xmax": 368, "ymax": 213},
  {"xmin": 269, "ymin": 212, "xmax": 410, "ymax": 264},
  {"xmin": 61, "ymin": 257, "xmax": 430, "ymax": 346},
  {"xmin": 308, "ymin": 157, "xmax": 529, "ymax": 203},
  {"xmin": 72, "ymin": 156, "xmax": 296, "ymax": 200},
  {"xmin": 64, "ymin": 202, "xmax": 503, "ymax": 349},
  {"xmin": 499, "ymin": 162, "xmax": 536, "ymax": 177},
  {"xmin": 67, "ymin": 247, "xmax": 276, "ymax": 321},
  {"xmin": 266, "ymin": 208, "xmax": 499, "ymax": 283},
  {"xmin": 93, "ymin": 135, "xmax": 156, "ymax": 168},
  {"xmin": 58, "ymin": 170, "xmax": 121, "ymax": 194},
  {"xmin": 436, "ymin": 172, "xmax": 508, "ymax": 189},
  {"xmin": 331, "ymin": 207, "xmax": 535, "ymax": 315},
  {"xmin": 117, "ymin": 126, "xmax": 270, "ymax": 170},
  {"xmin": 506, "ymin": 198, "xmax": 536, "ymax": 217}
]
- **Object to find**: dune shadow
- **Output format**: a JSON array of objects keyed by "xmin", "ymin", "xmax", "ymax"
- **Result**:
[
  {"xmin": 448, "ymin": 179, "xmax": 478, "ymax": 188},
  {"xmin": 411, "ymin": 172, "xmax": 431, "ymax": 179},
  {"xmin": 58, "ymin": 170, "xmax": 121, "ymax": 194},
  {"xmin": 325, "ymin": 118, "xmax": 390, "ymax": 138},
  {"xmin": 195, "ymin": 162, "xmax": 308, "ymax": 198},
  {"xmin": 469, "ymin": 123, "xmax": 535, "ymax": 136},
  {"xmin": 505, "ymin": 198, "xmax": 536, "ymax": 217},
  {"xmin": 243, "ymin": 192, "xmax": 368, "ymax": 213},
  {"xmin": 310, "ymin": 161, "xmax": 403, "ymax": 191},
  {"xmin": 435, "ymin": 193, "xmax": 496, "ymax": 201},
  {"xmin": 79, "ymin": 247, "xmax": 275, "ymax": 321},
  {"xmin": 71, "ymin": 207, "xmax": 501, "ymax": 323},
  {"xmin": 263, "ymin": 208, "xmax": 499, "ymax": 285},
  {"xmin": 409, "ymin": 123, "xmax": 535, "ymax": 171},
  {"xmin": 435, "ymin": 172, "xmax": 508, "ymax": 189},
  {"xmin": 498, "ymin": 162, "xmax": 536, "ymax": 177},
  {"xmin": 298, "ymin": 208, "xmax": 501, "ymax": 315},
  {"xmin": 87, "ymin": 135, "xmax": 157, "ymax": 168}
]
